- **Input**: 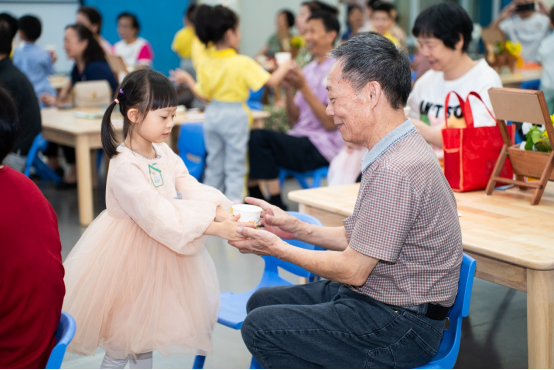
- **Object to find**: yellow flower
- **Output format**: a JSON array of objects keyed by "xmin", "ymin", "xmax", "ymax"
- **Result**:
[
  {"xmin": 505, "ymin": 40, "xmax": 522, "ymax": 57},
  {"xmin": 291, "ymin": 35, "xmax": 305, "ymax": 49},
  {"xmin": 516, "ymin": 56, "xmax": 524, "ymax": 68}
]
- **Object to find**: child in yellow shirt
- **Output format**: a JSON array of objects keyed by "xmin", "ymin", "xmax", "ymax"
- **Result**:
[
  {"xmin": 371, "ymin": 1, "xmax": 399, "ymax": 46},
  {"xmin": 171, "ymin": 4, "xmax": 197, "ymax": 76},
  {"xmin": 170, "ymin": 4, "xmax": 291, "ymax": 203}
]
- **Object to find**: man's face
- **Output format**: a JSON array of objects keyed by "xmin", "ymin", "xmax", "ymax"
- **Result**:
[
  {"xmin": 326, "ymin": 61, "xmax": 371, "ymax": 145},
  {"xmin": 304, "ymin": 18, "xmax": 334, "ymax": 56}
]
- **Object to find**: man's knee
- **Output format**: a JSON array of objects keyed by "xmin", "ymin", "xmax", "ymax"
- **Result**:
[
  {"xmin": 246, "ymin": 286, "xmax": 276, "ymax": 313},
  {"xmin": 241, "ymin": 304, "xmax": 275, "ymax": 354}
]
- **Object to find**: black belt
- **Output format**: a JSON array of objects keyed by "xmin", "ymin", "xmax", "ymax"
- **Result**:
[{"xmin": 425, "ymin": 303, "xmax": 451, "ymax": 320}]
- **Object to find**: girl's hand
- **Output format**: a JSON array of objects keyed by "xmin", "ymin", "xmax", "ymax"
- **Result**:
[
  {"xmin": 169, "ymin": 68, "xmax": 193, "ymax": 86},
  {"xmin": 215, "ymin": 206, "xmax": 234, "ymax": 222},
  {"xmin": 245, "ymin": 197, "xmax": 301, "ymax": 239},
  {"xmin": 206, "ymin": 219, "xmax": 254, "ymax": 240}
]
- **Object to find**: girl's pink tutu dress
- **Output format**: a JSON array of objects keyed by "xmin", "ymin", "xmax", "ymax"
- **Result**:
[{"xmin": 62, "ymin": 142, "xmax": 232, "ymax": 360}]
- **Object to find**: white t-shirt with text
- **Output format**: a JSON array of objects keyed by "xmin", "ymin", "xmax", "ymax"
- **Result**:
[{"xmin": 407, "ymin": 59, "xmax": 502, "ymax": 157}]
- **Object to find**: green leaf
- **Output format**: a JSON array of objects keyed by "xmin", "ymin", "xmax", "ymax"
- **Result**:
[
  {"xmin": 531, "ymin": 129, "xmax": 542, "ymax": 144},
  {"xmin": 525, "ymin": 139, "xmax": 534, "ymax": 151}
]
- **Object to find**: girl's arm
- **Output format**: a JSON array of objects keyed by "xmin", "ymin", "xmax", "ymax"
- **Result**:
[
  {"xmin": 169, "ymin": 69, "xmax": 208, "ymax": 103},
  {"xmin": 265, "ymin": 60, "xmax": 292, "ymax": 88}
]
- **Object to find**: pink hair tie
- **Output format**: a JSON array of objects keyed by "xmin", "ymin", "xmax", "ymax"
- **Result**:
[{"xmin": 114, "ymin": 99, "xmax": 119, "ymax": 104}]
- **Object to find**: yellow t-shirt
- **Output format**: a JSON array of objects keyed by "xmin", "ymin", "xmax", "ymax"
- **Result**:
[
  {"xmin": 195, "ymin": 48, "xmax": 270, "ymax": 102},
  {"xmin": 191, "ymin": 37, "xmax": 214, "ymax": 71},
  {"xmin": 171, "ymin": 27, "xmax": 195, "ymax": 59},
  {"xmin": 383, "ymin": 31, "xmax": 399, "ymax": 47}
]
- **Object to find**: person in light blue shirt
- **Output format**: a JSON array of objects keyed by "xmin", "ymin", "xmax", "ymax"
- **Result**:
[
  {"xmin": 12, "ymin": 15, "xmax": 56, "ymax": 105},
  {"xmin": 538, "ymin": 6, "xmax": 554, "ymax": 113}
]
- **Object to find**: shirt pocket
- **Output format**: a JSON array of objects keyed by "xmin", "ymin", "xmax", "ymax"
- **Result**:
[{"xmin": 364, "ymin": 329, "xmax": 437, "ymax": 369}]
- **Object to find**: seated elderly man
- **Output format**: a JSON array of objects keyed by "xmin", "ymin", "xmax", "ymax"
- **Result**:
[
  {"xmin": 247, "ymin": 10, "xmax": 344, "ymax": 210},
  {"xmin": 230, "ymin": 33, "xmax": 463, "ymax": 369}
]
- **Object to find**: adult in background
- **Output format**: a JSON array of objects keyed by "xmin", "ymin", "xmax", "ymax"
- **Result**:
[
  {"xmin": 257, "ymin": 9, "xmax": 296, "ymax": 59},
  {"xmin": 0, "ymin": 85, "xmax": 65, "ymax": 369},
  {"xmin": 42, "ymin": 24, "xmax": 118, "ymax": 187},
  {"xmin": 0, "ymin": 19, "xmax": 41, "ymax": 172},
  {"xmin": 247, "ymin": 11, "xmax": 343, "ymax": 210},
  {"xmin": 490, "ymin": 0, "xmax": 549, "ymax": 62},
  {"xmin": 230, "ymin": 33, "xmax": 463, "ymax": 368},
  {"xmin": 113, "ymin": 12, "xmax": 154, "ymax": 69},
  {"xmin": 341, "ymin": 4, "xmax": 364, "ymax": 42},
  {"xmin": 76, "ymin": 6, "xmax": 112, "ymax": 56},
  {"xmin": 408, "ymin": 2, "xmax": 502, "ymax": 159}
]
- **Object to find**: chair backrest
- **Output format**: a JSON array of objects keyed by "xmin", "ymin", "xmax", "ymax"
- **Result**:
[
  {"xmin": 24, "ymin": 134, "xmax": 44, "ymax": 177},
  {"xmin": 177, "ymin": 123, "xmax": 206, "ymax": 181},
  {"xmin": 247, "ymin": 87, "xmax": 264, "ymax": 111},
  {"xmin": 262, "ymin": 212, "xmax": 324, "ymax": 279},
  {"xmin": 521, "ymin": 79, "xmax": 541, "ymax": 91},
  {"xmin": 450, "ymin": 253, "xmax": 477, "ymax": 319},
  {"xmin": 45, "ymin": 312, "xmax": 76, "ymax": 369}
]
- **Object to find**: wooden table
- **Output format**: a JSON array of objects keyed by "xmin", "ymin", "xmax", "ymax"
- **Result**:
[
  {"xmin": 41, "ymin": 108, "xmax": 269, "ymax": 226},
  {"xmin": 500, "ymin": 68, "xmax": 542, "ymax": 87},
  {"xmin": 289, "ymin": 184, "xmax": 554, "ymax": 369}
]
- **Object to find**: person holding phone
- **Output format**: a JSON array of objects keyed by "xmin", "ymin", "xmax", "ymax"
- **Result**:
[{"xmin": 490, "ymin": 0, "xmax": 550, "ymax": 62}]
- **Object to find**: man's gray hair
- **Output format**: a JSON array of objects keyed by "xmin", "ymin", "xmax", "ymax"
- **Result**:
[{"xmin": 329, "ymin": 32, "xmax": 412, "ymax": 109}]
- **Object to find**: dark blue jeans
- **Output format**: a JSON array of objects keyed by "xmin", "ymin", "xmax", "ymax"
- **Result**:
[{"xmin": 241, "ymin": 281, "xmax": 445, "ymax": 369}]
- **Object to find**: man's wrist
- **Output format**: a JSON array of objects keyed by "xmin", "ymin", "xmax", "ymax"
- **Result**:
[{"xmin": 273, "ymin": 239, "xmax": 291, "ymax": 260}]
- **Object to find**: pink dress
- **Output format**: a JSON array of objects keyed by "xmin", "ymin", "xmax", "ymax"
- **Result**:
[{"xmin": 62, "ymin": 143, "xmax": 232, "ymax": 360}]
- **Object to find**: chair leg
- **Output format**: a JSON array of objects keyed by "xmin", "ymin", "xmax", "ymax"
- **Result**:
[
  {"xmin": 250, "ymin": 356, "xmax": 262, "ymax": 369},
  {"xmin": 192, "ymin": 355, "xmax": 206, "ymax": 369}
]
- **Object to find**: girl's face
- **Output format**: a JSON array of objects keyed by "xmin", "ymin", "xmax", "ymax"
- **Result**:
[
  {"xmin": 64, "ymin": 28, "xmax": 88, "ymax": 60},
  {"xmin": 117, "ymin": 16, "xmax": 138, "ymax": 42},
  {"xmin": 129, "ymin": 107, "xmax": 177, "ymax": 144},
  {"xmin": 277, "ymin": 12, "xmax": 288, "ymax": 33},
  {"xmin": 296, "ymin": 5, "xmax": 311, "ymax": 35}
]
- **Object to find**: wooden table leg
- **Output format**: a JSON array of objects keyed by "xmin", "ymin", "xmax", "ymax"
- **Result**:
[
  {"xmin": 527, "ymin": 268, "xmax": 554, "ymax": 368},
  {"xmin": 75, "ymin": 135, "xmax": 94, "ymax": 226}
]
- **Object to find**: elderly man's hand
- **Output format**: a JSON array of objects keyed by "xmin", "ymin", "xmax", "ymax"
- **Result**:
[
  {"xmin": 245, "ymin": 197, "xmax": 301, "ymax": 239},
  {"xmin": 284, "ymin": 64, "xmax": 307, "ymax": 90},
  {"xmin": 228, "ymin": 227, "xmax": 284, "ymax": 257}
]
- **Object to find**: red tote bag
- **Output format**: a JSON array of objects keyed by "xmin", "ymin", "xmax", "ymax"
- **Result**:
[{"xmin": 441, "ymin": 91, "xmax": 514, "ymax": 192}]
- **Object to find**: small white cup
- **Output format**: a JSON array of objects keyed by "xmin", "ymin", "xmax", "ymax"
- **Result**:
[
  {"xmin": 275, "ymin": 52, "xmax": 291, "ymax": 66},
  {"xmin": 45, "ymin": 44, "xmax": 56, "ymax": 56},
  {"xmin": 232, "ymin": 204, "xmax": 263, "ymax": 227}
]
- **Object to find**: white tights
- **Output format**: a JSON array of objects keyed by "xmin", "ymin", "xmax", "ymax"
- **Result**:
[{"xmin": 100, "ymin": 352, "xmax": 153, "ymax": 369}]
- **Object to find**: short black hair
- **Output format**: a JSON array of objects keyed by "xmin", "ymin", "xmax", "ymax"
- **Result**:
[
  {"xmin": 194, "ymin": 4, "xmax": 239, "ymax": 46},
  {"xmin": 0, "ymin": 13, "xmax": 18, "ymax": 39},
  {"xmin": 412, "ymin": 2, "xmax": 473, "ymax": 53},
  {"xmin": 280, "ymin": 9, "xmax": 295, "ymax": 28},
  {"xmin": 0, "ymin": 86, "xmax": 19, "ymax": 163},
  {"xmin": 0, "ymin": 20, "xmax": 13, "ymax": 55},
  {"xmin": 66, "ymin": 24, "xmax": 106, "ymax": 64},
  {"xmin": 78, "ymin": 6, "xmax": 103, "ymax": 34},
  {"xmin": 372, "ymin": 1, "xmax": 394, "ymax": 17},
  {"xmin": 330, "ymin": 32, "xmax": 412, "ymax": 110},
  {"xmin": 302, "ymin": 1, "xmax": 339, "ymax": 17},
  {"xmin": 117, "ymin": 12, "xmax": 140, "ymax": 32},
  {"xmin": 348, "ymin": 4, "xmax": 363, "ymax": 16},
  {"xmin": 549, "ymin": 5, "xmax": 554, "ymax": 25},
  {"xmin": 308, "ymin": 10, "xmax": 340, "ymax": 42},
  {"xmin": 18, "ymin": 15, "xmax": 42, "ymax": 42}
]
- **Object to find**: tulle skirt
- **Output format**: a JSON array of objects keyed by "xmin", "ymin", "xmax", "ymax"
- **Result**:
[{"xmin": 62, "ymin": 211, "xmax": 220, "ymax": 360}]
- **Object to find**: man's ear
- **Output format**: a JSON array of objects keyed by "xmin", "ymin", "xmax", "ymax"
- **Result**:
[
  {"xmin": 363, "ymin": 81, "xmax": 382, "ymax": 110},
  {"xmin": 127, "ymin": 108, "xmax": 139, "ymax": 124}
]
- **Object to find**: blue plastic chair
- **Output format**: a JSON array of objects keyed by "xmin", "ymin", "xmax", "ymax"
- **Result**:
[
  {"xmin": 193, "ymin": 212, "xmax": 324, "ymax": 369},
  {"xmin": 521, "ymin": 79, "xmax": 540, "ymax": 90},
  {"xmin": 416, "ymin": 253, "xmax": 476, "ymax": 369},
  {"xmin": 45, "ymin": 311, "xmax": 77, "ymax": 369},
  {"xmin": 23, "ymin": 134, "xmax": 62, "ymax": 183},
  {"xmin": 278, "ymin": 166, "xmax": 329, "ymax": 189},
  {"xmin": 247, "ymin": 87, "xmax": 264, "ymax": 111},
  {"xmin": 177, "ymin": 123, "xmax": 206, "ymax": 181}
]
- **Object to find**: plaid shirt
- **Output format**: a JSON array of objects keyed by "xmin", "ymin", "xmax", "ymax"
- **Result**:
[{"xmin": 343, "ymin": 120, "xmax": 462, "ymax": 307}]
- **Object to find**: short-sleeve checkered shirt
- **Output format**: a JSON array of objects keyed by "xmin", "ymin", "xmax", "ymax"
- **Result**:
[{"xmin": 343, "ymin": 120, "xmax": 462, "ymax": 307}]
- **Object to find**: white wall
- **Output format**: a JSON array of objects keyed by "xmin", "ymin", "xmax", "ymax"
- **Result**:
[
  {"xmin": 200, "ymin": 0, "xmax": 345, "ymax": 57},
  {"xmin": 1, "ymin": 1, "xmax": 79, "ymax": 73}
]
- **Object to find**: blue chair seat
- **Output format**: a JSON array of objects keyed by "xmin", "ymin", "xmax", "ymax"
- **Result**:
[
  {"xmin": 521, "ymin": 79, "xmax": 540, "ymax": 90},
  {"xmin": 177, "ymin": 122, "xmax": 206, "ymax": 181},
  {"xmin": 278, "ymin": 166, "xmax": 328, "ymax": 189},
  {"xmin": 46, "ymin": 311, "xmax": 76, "ymax": 369}
]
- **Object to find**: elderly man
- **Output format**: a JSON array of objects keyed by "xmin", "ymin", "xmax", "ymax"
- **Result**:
[{"xmin": 229, "ymin": 33, "xmax": 463, "ymax": 369}]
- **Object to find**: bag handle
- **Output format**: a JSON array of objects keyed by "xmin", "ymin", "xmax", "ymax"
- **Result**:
[
  {"xmin": 444, "ymin": 91, "xmax": 466, "ymax": 128},
  {"xmin": 463, "ymin": 91, "xmax": 496, "ymax": 129}
]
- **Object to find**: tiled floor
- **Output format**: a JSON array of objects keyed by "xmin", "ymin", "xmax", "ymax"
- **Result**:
[{"xmin": 35, "ymin": 177, "xmax": 528, "ymax": 369}]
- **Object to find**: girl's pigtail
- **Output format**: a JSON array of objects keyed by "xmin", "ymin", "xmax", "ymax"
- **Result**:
[{"xmin": 101, "ymin": 100, "xmax": 119, "ymax": 159}]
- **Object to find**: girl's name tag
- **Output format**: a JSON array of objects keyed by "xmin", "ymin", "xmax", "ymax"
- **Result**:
[{"xmin": 149, "ymin": 164, "xmax": 164, "ymax": 187}]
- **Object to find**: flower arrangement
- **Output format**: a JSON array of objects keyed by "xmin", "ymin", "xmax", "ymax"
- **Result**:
[
  {"xmin": 486, "ymin": 40, "xmax": 523, "ymax": 72},
  {"xmin": 524, "ymin": 113, "xmax": 554, "ymax": 153},
  {"xmin": 291, "ymin": 35, "xmax": 305, "ymax": 50}
]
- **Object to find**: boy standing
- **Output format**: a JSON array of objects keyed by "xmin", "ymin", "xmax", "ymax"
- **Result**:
[
  {"xmin": 13, "ymin": 15, "xmax": 57, "ymax": 104},
  {"xmin": 370, "ymin": 2, "xmax": 399, "ymax": 46}
]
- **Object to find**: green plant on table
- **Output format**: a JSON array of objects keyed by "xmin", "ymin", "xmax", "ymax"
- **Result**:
[{"xmin": 524, "ymin": 114, "xmax": 553, "ymax": 153}]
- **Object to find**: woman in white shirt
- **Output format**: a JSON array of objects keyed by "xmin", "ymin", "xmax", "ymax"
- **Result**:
[
  {"xmin": 408, "ymin": 2, "xmax": 502, "ymax": 158},
  {"xmin": 112, "ymin": 12, "xmax": 154, "ymax": 69}
]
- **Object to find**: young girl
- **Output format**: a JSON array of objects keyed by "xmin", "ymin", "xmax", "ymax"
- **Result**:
[
  {"xmin": 62, "ymin": 69, "xmax": 248, "ymax": 369},
  {"xmin": 170, "ymin": 4, "xmax": 291, "ymax": 204}
]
